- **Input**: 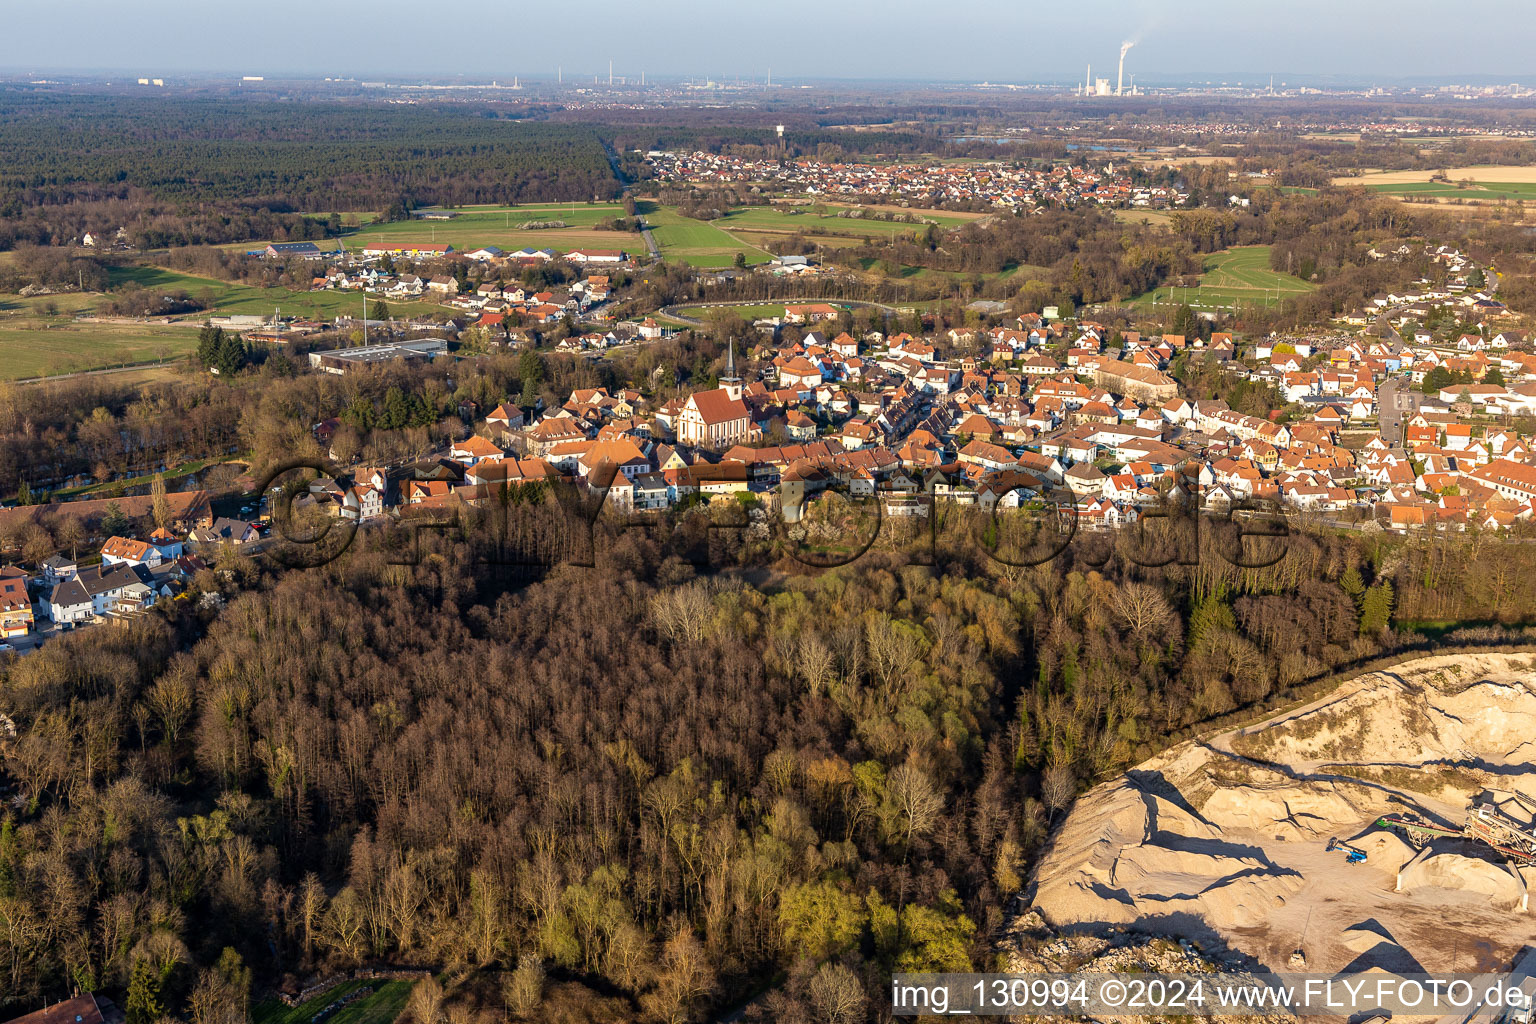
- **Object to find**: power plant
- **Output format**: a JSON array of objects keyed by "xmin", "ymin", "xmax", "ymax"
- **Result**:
[{"xmin": 1081, "ymin": 43, "xmax": 1139, "ymax": 97}]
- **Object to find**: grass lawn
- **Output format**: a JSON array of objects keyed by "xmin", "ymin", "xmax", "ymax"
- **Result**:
[
  {"xmin": 1129, "ymin": 244, "xmax": 1314, "ymax": 312},
  {"xmin": 643, "ymin": 204, "xmax": 772, "ymax": 268},
  {"xmin": 252, "ymin": 980, "xmax": 414, "ymax": 1024}
]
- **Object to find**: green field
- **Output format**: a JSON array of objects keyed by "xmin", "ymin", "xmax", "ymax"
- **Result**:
[
  {"xmin": 253, "ymin": 980, "xmax": 413, "ymax": 1024},
  {"xmin": 1130, "ymin": 245, "xmax": 1314, "ymax": 312},
  {"xmin": 644, "ymin": 205, "xmax": 773, "ymax": 268},
  {"xmin": 713, "ymin": 206, "xmax": 970, "ymax": 239},
  {"xmin": 1364, "ymin": 181, "xmax": 1536, "ymax": 201},
  {"xmin": 347, "ymin": 202, "xmax": 640, "ymax": 257},
  {"xmin": 348, "ymin": 201, "xmax": 768, "ymax": 267},
  {"xmin": 0, "ymin": 266, "xmax": 451, "ymax": 379},
  {"xmin": 106, "ymin": 266, "xmax": 444, "ymax": 320},
  {"xmin": 0, "ymin": 320, "xmax": 197, "ymax": 379},
  {"xmin": 679, "ymin": 303, "xmax": 796, "ymax": 320}
]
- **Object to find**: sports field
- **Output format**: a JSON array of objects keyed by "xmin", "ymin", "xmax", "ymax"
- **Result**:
[
  {"xmin": 1130, "ymin": 245, "xmax": 1314, "ymax": 311},
  {"xmin": 676, "ymin": 303, "xmax": 798, "ymax": 321}
]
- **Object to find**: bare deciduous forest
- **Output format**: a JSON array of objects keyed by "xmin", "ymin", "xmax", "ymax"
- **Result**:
[{"xmin": 2, "ymin": 501, "xmax": 1534, "ymax": 1021}]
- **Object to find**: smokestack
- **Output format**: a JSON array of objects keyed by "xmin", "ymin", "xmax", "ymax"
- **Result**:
[
  {"xmin": 1086, "ymin": 63, "xmax": 1091, "ymax": 97},
  {"xmin": 1117, "ymin": 42, "xmax": 1134, "ymax": 97}
]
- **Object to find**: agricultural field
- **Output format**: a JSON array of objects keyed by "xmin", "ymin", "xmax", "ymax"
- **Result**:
[
  {"xmin": 252, "ymin": 979, "xmax": 414, "ymax": 1024},
  {"xmin": 1129, "ymin": 244, "xmax": 1314, "ymax": 312},
  {"xmin": 0, "ymin": 318, "xmax": 197, "ymax": 379},
  {"xmin": 1113, "ymin": 208, "xmax": 1176, "ymax": 227},
  {"xmin": 0, "ymin": 265, "xmax": 452, "ymax": 378},
  {"xmin": 346, "ymin": 202, "xmax": 639, "ymax": 256},
  {"xmin": 1360, "ymin": 180, "xmax": 1536, "ymax": 201},
  {"xmin": 643, "ymin": 204, "xmax": 773, "ymax": 268},
  {"xmin": 105, "ymin": 266, "xmax": 444, "ymax": 320},
  {"xmin": 1335, "ymin": 165, "xmax": 1536, "ymax": 186},
  {"xmin": 714, "ymin": 206, "xmax": 971, "ymax": 241}
]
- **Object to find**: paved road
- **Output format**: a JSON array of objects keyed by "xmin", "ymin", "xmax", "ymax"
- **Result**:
[
  {"xmin": 1377, "ymin": 375, "xmax": 1420, "ymax": 448},
  {"xmin": 638, "ymin": 219, "xmax": 661, "ymax": 261}
]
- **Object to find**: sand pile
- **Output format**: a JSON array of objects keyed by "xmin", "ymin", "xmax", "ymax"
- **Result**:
[
  {"xmin": 1028, "ymin": 652, "xmax": 1536, "ymax": 972},
  {"xmin": 1398, "ymin": 849, "xmax": 1525, "ymax": 905}
]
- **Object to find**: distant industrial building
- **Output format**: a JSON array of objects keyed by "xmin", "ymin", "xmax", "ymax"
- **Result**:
[
  {"xmin": 308, "ymin": 338, "xmax": 448, "ymax": 375},
  {"xmin": 264, "ymin": 241, "xmax": 326, "ymax": 259}
]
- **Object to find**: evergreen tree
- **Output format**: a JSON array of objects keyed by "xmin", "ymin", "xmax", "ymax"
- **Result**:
[
  {"xmin": 125, "ymin": 959, "xmax": 163, "ymax": 1024},
  {"xmin": 1340, "ymin": 566, "xmax": 1366, "ymax": 608},
  {"xmin": 101, "ymin": 501, "xmax": 130, "ymax": 538},
  {"xmin": 380, "ymin": 386, "xmax": 412, "ymax": 431},
  {"xmin": 196, "ymin": 324, "xmax": 224, "ymax": 367},
  {"xmin": 1421, "ymin": 366, "xmax": 1454, "ymax": 394},
  {"xmin": 342, "ymin": 396, "xmax": 375, "ymax": 431},
  {"xmin": 1187, "ymin": 595, "xmax": 1237, "ymax": 654},
  {"xmin": 212, "ymin": 332, "xmax": 246, "ymax": 376},
  {"xmin": 1360, "ymin": 580, "xmax": 1394, "ymax": 634},
  {"xmin": 518, "ymin": 350, "xmax": 545, "ymax": 389}
]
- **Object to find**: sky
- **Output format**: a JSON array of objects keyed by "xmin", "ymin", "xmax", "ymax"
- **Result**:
[{"xmin": 5, "ymin": 0, "xmax": 1535, "ymax": 84}]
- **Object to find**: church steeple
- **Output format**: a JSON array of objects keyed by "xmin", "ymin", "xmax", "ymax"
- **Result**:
[{"xmin": 721, "ymin": 337, "xmax": 742, "ymax": 401}]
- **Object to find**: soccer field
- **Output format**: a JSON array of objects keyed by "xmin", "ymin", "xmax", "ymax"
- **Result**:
[{"xmin": 1130, "ymin": 245, "xmax": 1314, "ymax": 311}]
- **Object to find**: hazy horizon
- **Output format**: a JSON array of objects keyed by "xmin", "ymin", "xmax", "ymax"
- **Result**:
[{"xmin": 5, "ymin": 0, "xmax": 1535, "ymax": 84}]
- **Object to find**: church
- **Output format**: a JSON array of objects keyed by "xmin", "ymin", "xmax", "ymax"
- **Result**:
[{"xmin": 675, "ymin": 340, "xmax": 755, "ymax": 449}]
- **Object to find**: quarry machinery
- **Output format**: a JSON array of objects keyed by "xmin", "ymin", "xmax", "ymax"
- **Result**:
[
  {"xmin": 1376, "ymin": 792, "xmax": 1536, "ymax": 867},
  {"xmin": 1327, "ymin": 837, "xmax": 1367, "ymax": 863}
]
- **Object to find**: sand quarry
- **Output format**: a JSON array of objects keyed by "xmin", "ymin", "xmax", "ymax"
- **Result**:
[{"xmin": 1030, "ymin": 652, "xmax": 1536, "ymax": 973}]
